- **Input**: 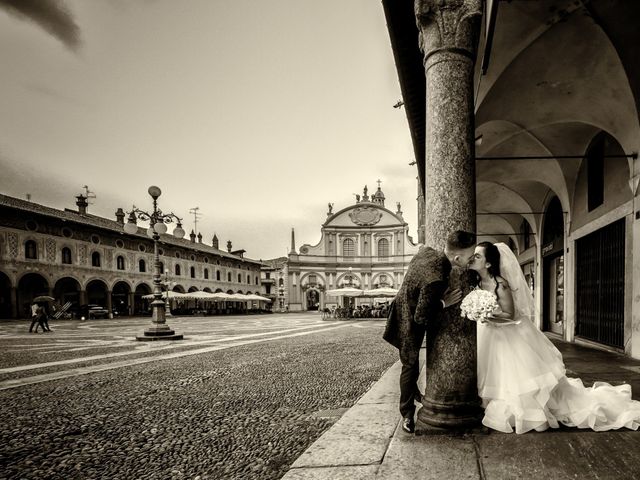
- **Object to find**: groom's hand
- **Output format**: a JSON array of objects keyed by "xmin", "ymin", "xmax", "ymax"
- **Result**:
[{"xmin": 442, "ymin": 288, "xmax": 462, "ymax": 308}]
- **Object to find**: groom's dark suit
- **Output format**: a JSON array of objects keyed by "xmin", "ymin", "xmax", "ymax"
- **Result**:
[{"xmin": 383, "ymin": 246, "xmax": 452, "ymax": 418}]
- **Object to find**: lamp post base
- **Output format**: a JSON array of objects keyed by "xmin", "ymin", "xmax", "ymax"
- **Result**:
[{"xmin": 136, "ymin": 325, "xmax": 183, "ymax": 341}]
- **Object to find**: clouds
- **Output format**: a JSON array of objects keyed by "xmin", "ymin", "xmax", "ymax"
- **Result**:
[{"xmin": 0, "ymin": 0, "xmax": 80, "ymax": 50}]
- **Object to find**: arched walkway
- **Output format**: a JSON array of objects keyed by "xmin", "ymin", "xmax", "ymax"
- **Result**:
[
  {"xmin": 134, "ymin": 283, "xmax": 152, "ymax": 316},
  {"xmin": 0, "ymin": 272, "xmax": 13, "ymax": 319},
  {"xmin": 112, "ymin": 281, "xmax": 131, "ymax": 316},
  {"xmin": 53, "ymin": 277, "xmax": 81, "ymax": 317},
  {"xmin": 86, "ymin": 279, "xmax": 109, "ymax": 310},
  {"xmin": 17, "ymin": 273, "xmax": 49, "ymax": 318}
]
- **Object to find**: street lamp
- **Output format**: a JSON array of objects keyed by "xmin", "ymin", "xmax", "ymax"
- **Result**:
[{"xmin": 124, "ymin": 186, "xmax": 185, "ymax": 341}]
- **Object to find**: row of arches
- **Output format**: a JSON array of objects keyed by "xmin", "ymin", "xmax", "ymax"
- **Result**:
[{"xmin": 0, "ymin": 271, "xmax": 263, "ymax": 319}]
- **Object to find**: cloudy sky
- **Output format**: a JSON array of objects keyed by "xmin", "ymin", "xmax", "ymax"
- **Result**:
[{"xmin": 0, "ymin": 0, "xmax": 418, "ymax": 260}]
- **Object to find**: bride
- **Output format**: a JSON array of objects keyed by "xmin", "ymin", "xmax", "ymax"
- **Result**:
[{"xmin": 468, "ymin": 241, "xmax": 640, "ymax": 434}]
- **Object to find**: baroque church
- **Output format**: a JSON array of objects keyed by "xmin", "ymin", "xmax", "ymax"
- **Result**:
[{"xmin": 285, "ymin": 183, "xmax": 420, "ymax": 311}]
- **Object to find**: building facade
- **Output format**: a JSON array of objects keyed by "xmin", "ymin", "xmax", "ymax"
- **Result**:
[
  {"xmin": 383, "ymin": 0, "xmax": 640, "ymax": 357},
  {"xmin": 0, "ymin": 194, "xmax": 264, "ymax": 319},
  {"xmin": 286, "ymin": 184, "xmax": 420, "ymax": 311},
  {"xmin": 260, "ymin": 257, "xmax": 289, "ymax": 312}
]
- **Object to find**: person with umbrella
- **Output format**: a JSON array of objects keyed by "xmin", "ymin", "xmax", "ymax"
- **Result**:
[{"xmin": 29, "ymin": 296, "xmax": 54, "ymax": 333}]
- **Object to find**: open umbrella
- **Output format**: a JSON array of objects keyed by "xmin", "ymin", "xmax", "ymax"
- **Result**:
[
  {"xmin": 32, "ymin": 295, "xmax": 55, "ymax": 302},
  {"xmin": 361, "ymin": 287, "xmax": 399, "ymax": 297},
  {"xmin": 325, "ymin": 287, "xmax": 363, "ymax": 297},
  {"xmin": 142, "ymin": 291, "xmax": 190, "ymax": 300}
]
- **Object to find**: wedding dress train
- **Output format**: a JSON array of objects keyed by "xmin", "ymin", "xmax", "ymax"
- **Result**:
[
  {"xmin": 477, "ymin": 318, "xmax": 640, "ymax": 434},
  {"xmin": 476, "ymin": 243, "xmax": 640, "ymax": 434}
]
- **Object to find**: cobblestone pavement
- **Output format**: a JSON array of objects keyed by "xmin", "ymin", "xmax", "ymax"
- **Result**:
[{"xmin": 0, "ymin": 314, "xmax": 398, "ymax": 479}]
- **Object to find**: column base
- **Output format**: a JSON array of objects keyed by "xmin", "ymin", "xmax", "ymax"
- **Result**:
[
  {"xmin": 416, "ymin": 397, "xmax": 483, "ymax": 431},
  {"xmin": 136, "ymin": 325, "xmax": 183, "ymax": 341}
]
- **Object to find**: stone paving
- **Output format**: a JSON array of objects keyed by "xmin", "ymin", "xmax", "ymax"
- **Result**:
[{"xmin": 0, "ymin": 314, "xmax": 397, "ymax": 479}]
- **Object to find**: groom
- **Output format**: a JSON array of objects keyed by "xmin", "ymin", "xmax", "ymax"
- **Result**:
[{"xmin": 383, "ymin": 230, "xmax": 476, "ymax": 433}]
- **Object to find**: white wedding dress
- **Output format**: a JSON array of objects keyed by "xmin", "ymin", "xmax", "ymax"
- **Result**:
[{"xmin": 476, "ymin": 243, "xmax": 640, "ymax": 434}]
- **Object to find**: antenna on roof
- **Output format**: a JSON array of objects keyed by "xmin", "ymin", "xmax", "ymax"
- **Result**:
[
  {"xmin": 82, "ymin": 185, "xmax": 96, "ymax": 204},
  {"xmin": 189, "ymin": 207, "xmax": 202, "ymax": 234}
]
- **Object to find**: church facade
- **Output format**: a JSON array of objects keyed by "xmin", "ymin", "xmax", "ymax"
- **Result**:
[{"xmin": 286, "ymin": 184, "xmax": 420, "ymax": 311}]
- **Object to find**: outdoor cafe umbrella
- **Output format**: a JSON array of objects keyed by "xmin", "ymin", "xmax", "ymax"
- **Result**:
[
  {"xmin": 325, "ymin": 287, "xmax": 363, "ymax": 297},
  {"xmin": 32, "ymin": 295, "xmax": 55, "ymax": 303},
  {"xmin": 245, "ymin": 294, "xmax": 272, "ymax": 302},
  {"xmin": 361, "ymin": 287, "xmax": 399, "ymax": 297},
  {"xmin": 184, "ymin": 291, "xmax": 222, "ymax": 301},
  {"xmin": 141, "ymin": 291, "xmax": 190, "ymax": 300}
]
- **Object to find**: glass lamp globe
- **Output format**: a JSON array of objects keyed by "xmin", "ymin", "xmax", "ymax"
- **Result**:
[
  {"xmin": 148, "ymin": 186, "xmax": 162, "ymax": 199},
  {"xmin": 154, "ymin": 222, "xmax": 168, "ymax": 234},
  {"xmin": 123, "ymin": 222, "xmax": 138, "ymax": 235},
  {"xmin": 173, "ymin": 225, "xmax": 185, "ymax": 239}
]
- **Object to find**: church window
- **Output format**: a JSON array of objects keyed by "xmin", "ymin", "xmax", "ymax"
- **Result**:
[
  {"xmin": 343, "ymin": 238, "xmax": 355, "ymax": 257},
  {"xmin": 175, "ymin": 264, "xmax": 181, "ymax": 276},
  {"xmin": 204, "ymin": 268, "xmax": 209, "ymax": 279},
  {"xmin": 116, "ymin": 255, "xmax": 125, "ymax": 270},
  {"xmin": 139, "ymin": 259, "xmax": 146, "ymax": 272},
  {"xmin": 91, "ymin": 251, "xmax": 101, "ymax": 267},
  {"xmin": 378, "ymin": 238, "xmax": 389, "ymax": 258}
]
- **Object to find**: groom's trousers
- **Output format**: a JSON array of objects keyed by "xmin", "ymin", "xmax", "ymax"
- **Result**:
[{"xmin": 399, "ymin": 322, "xmax": 426, "ymax": 418}]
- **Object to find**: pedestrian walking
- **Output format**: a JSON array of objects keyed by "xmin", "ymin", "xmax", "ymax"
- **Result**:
[{"xmin": 29, "ymin": 303, "xmax": 48, "ymax": 333}]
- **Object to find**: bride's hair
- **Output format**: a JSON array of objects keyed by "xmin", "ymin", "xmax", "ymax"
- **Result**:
[
  {"xmin": 478, "ymin": 242, "xmax": 501, "ymax": 278},
  {"xmin": 474, "ymin": 242, "xmax": 502, "ymax": 295}
]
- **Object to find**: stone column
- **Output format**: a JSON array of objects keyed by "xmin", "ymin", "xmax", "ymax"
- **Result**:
[
  {"xmin": 415, "ymin": 0, "xmax": 483, "ymax": 430},
  {"xmin": 106, "ymin": 290, "xmax": 113, "ymax": 316},
  {"xmin": 631, "ymin": 175, "xmax": 640, "ymax": 359},
  {"xmin": 10, "ymin": 287, "xmax": 18, "ymax": 319},
  {"xmin": 128, "ymin": 292, "xmax": 135, "ymax": 316}
]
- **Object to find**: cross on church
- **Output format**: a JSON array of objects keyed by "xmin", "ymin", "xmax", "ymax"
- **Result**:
[{"xmin": 377, "ymin": 179, "xmax": 382, "ymax": 188}]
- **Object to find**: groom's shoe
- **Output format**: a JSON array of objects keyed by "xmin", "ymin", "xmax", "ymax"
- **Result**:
[{"xmin": 401, "ymin": 417, "xmax": 415, "ymax": 434}]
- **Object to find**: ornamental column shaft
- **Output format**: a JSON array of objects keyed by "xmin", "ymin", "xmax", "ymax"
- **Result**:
[{"xmin": 415, "ymin": 0, "xmax": 483, "ymax": 430}]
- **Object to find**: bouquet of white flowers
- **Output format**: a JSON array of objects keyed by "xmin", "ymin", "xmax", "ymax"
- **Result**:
[{"xmin": 460, "ymin": 289, "xmax": 499, "ymax": 322}]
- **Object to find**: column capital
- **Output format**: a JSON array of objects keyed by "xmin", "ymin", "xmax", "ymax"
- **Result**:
[{"xmin": 415, "ymin": 0, "xmax": 483, "ymax": 66}]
